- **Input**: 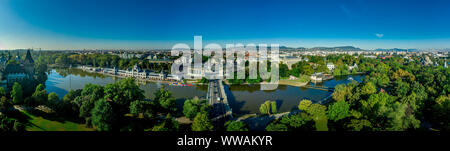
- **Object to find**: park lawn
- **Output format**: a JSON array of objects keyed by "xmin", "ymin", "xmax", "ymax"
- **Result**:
[
  {"xmin": 278, "ymin": 79, "xmax": 308, "ymax": 87},
  {"xmin": 20, "ymin": 110, "xmax": 94, "ymax": 131}
]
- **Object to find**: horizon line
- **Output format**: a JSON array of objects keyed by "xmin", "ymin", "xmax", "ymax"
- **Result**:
[{"xmin": 1, "ymin": 46, "xmax": 449, "ymax": 51}]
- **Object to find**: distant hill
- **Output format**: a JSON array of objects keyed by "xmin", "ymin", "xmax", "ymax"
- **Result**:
[
  {"xmin": 280, "ymin": 46, "xmax": 363, "ymax": 51},
  {"xmin": 375, "ymin": 48, "xmax": 412, "ymax": 52}
]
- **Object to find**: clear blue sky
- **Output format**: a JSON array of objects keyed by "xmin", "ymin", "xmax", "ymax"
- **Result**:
[{"xmin": 0, "ymin": 0, "xmax": 449, "ymax": 50}]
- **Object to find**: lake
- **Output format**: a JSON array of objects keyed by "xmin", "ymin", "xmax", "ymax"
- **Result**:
[{"xmin": 45, "ymin": 68, "xmax": 363, "ymax": 115}]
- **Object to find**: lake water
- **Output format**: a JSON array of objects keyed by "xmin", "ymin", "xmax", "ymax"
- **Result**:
[{"xmin": 45, "ymin": 69, "xmax": 363, "ymax": 115}]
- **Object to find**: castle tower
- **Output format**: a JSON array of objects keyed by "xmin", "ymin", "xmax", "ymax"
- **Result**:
[
  {"xmin": 7, "ymin": 51, "xmax": 11, "ymax": 60},
  {"xmin": 23, "ymin": 49, "xmax": 35, "ymax": 75}
]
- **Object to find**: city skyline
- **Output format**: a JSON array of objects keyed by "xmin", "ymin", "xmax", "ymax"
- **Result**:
[{"xmin": 1, "ymin": 0, "xmax": 450, "ymax": 50}]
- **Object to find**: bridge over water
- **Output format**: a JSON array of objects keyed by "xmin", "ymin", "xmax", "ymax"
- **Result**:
[
  {"xmin": 205, "ymin": 80, "xmax": 335, "ymax": 123},
  {"xmin": 206, "ymin": 79, "xmax": 233, "ymax": 122}
]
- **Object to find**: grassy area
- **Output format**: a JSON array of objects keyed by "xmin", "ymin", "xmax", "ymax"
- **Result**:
[
  {"xmin": 20, "ymin": 110, "xmax": 94, "ymax": 131},
  {"xmin": 278, "ymin": 75, "xmax": 310, "ymax": 87},
  {"xmin": 279, "ymin": 79, "xmax": 308, "ymax": 87}
]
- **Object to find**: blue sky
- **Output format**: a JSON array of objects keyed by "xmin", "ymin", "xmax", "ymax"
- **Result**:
[{"xmin": 0, "ymin": 0, "xmax": 449, "ymax": 50}]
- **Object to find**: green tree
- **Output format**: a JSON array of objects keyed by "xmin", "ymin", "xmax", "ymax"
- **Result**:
[
  {"xmin": 225, "ymin": 121, "xmax": 249, "ymax": 131},
  {"xmin": 346, "ymin": 110, "xmax": 372, "ymax": 131},
  {"xmin": 328, "ymin": 101, "xmax": 350, "ymax": 122},
  {"xmin": 369, "ymin": 73, "xmax": 390, "ymax": 87},
  {"xmin": 411, "ymin": 81, "xmax": 427, "ymax": 103},
  {"xmin": 35, "ymin": 83, "xmax": 45, "ymax": 92},
  {"xmin": 191, "ymin": 112, "xmax": 214, "ymax": 131},
  {"xmin": 332, "ymin": 84, "xmax": 352, "ymax": 102},
  {"xmin": 385, "ymin": 102, "xmax": 420, "ymax": 131},
  {"xmin": 151, "ymin": 114, "xmax": 179, "ymax": 131},
  {"xmin": 361, "ymin": 92, "xmax": 393, "ymax": 118},
  {"xmin": 47, "ymin": 92, "xmax": 60, "ymax": 106},
  {"xmin": 104, "ymin": 78, "xmax": 145, "ymax": 114},
  {"xmin": 159, "ymin": 97, "xmax": 176, "ymax": 112},
  {"xmin": 62, "ymin": 89, "xmax": 82, "ymax": 103},
  {"xmin": 129, "ymin": 100, "xmax": 154, "ymax": 118},
  {"xmin": 153, "ymin": 87, "xmax": 177, "ymax": 112},
  {"xmin": 316, "ymin": 64, "xmax": 329, "ymax": 73},
  {"xmin": 394, "ymin": 79, "xmax": 410, "ymax": 96},
  {"xmin": 0, "ymin": 114, "xmax": 24, "ymax": 132},
  {"xmin": 10, "ymin": 82, "xmax": 23, "ymax": 104},
  {"xmin": 34, "ymin": 56, "xmax": 48, "ymax": 83},
  {"xmin": 271, "ymin": 101, "xmax": 277, "ymax": 114},
  {"xmin": 265, "ymin": 123, "xmax": 288, "ymax": 131},
  {"xmin": 75, "ymin": 84, "xmax": 104, "ymax": 120},
  {"xmin": 432, "ymin": 95, "xmax": 450, "ymax": 130},
  {"xmin": 55, "ymin": 55, "xmax": 69, "ymax": 66},
  {"xmin": 0, "ymin": 96, "xmax": 12, "ymax": 111},
  {"xmin": 400, "ymin": 92, "xmax": 420, "ymax": 112},
  {"xmin": 0, "ymin": 87, "xmax": 6, "ymax": 97},
  {"xmin": 298, "ymin": 99, "xmax": 312, "ymax": 111},
  {"xmin": 183, "ymin": 97, "xmax": 209, "ymax": 119},
  {"xmin": 279, "ymin": 63, "xmax": 290, "ymax": 77},
  {"xmin": 60, "ymin": 89, "xmax": 82, "ymax": 117},
  {"xmin": 298, "ymin": 99, "xmax": 328, "ymax": 131},
  {"xmin": 91, "ymin": 99, "xmax": 115, "ymax": 131},
  {"xmin": 375, "ymin": 62, "xmax": 391, "ymax": 74},
  {"xmin": 280, "ymin": 114, "xmax": 308, "ymax": 129},
  {"xmin": 302, "ymin": 64, "xmax": 314, "ymax": 75},
  {"xmin": 31, "ymin": 84, "xmax": 47, "ymax": 106},
  {"xmin": 435, "ymin": 95, "xmax": 450, "ymax": 105},
  {"xmin": 259, "ymin": 100, "xmax": 277, "ymax": 115},
  {"xmin": 361, "ymin": 82, "xmax": 377, "ymax": 96}
]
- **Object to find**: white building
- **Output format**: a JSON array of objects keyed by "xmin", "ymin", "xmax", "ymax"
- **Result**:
[
  {"xmin": 146, "ymin": 54, "xmax": 158, "ymax": 60},
  {"xmin": 349, "ymin": 63, "xmax": 358, "ymax": 71},
  {"xmin": 289, "ymin": 75, "xmax": 298, "ymax": 80},
  {"xmin": 327, "ymin": 63, "xmax": 335, "ymax": 71},
  {"xmin": 281, "ymin": 56, "xmax": 302, "ymax": 69},
  {"xmin": 364, "ymin": 55, "xmax": 377, "ymax": 59},
  {"xmin": 310, "ymin": 72, "xmax": 324, "ymax": 82}
]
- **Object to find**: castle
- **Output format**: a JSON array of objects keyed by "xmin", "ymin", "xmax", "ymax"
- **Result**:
[{"xmin": 0, "ymin": 49, "xmax": 35, "ymax": 88}]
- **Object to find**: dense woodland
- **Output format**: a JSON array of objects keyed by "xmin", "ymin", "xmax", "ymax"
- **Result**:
[{"xmin": 266, "ymin": 55, "xmax": 450, "ymax": 131}]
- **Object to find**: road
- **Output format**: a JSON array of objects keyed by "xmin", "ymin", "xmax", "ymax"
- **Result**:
[{"xmin": 208, "ymin": 79, "xmax": 227, "ymax": 120}]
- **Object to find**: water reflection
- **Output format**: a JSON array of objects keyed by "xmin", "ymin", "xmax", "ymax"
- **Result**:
[{"xmin": 45, "ymin": 68, "xmax": 363, "ymax": 115}]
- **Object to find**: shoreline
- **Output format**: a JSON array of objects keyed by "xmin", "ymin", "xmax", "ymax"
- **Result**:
[
  {"xmin": 71, "ymin": 66, "xmax": 311, "ymax": 87},
  {"xmin": 223, "ymin": 79, "xmax": 309, "ymax": 87},
  {"xmin": 72, "ymin": 66, "xmax": 181, "ymax": 84},
  {"xmin": 278, "ymin": 79, "xmax": 309, "ymax": 87},
  {"xmin": 58, "ymin": 65, "xmax": 357, "ymax": 88}
]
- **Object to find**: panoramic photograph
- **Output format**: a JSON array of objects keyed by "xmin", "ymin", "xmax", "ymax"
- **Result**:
[{"xmin": 0, "ymin": 0, "xmax": 448, "ymax": 149}]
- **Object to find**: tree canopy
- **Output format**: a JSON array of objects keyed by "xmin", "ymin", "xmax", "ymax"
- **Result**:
[
  {"xmin": 91, "ymin": 99, "xmax": 115, "ymax": 131},
  {"xmin": 192, "ymin": 112, "xmax": 214, "ymax": 131}
]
